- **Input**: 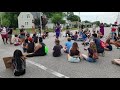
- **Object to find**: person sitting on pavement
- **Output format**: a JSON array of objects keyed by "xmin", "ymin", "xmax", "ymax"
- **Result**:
[
  {"xmin": 93, "ymin": 34, "xmax": 105, "ymax": 56},
  {"xmin": 12, "ymin": 49, "xmax": 26, "ymax": 76},
  {"xmin": 26, "ymin": 37, "xmax": 47, "ymax": 57},
  {"xmin": 110, "ymin": 38, "xmax": 120, "ymax": 49},
  {"xmin": 65, "ymin": 26, "xmax": 71, "ymax": 37},
  {"xmin": 82, "ymin": 34, "xmax": 91, "ymax": 46},
  {"xmin": 32, "ymin": 32, "xmax": 38, "ymax": 43},
  {"xmin": 71, "ymin": 31, "xmax": 78, "ymax": 41},
  {"xmin": 13, "ymin": 34, "xmax": 21, "ymax": 46},
  {"xmin": 82, "ymin": 42, "xmax": 98, "ymax": 62},
  {"xmin": 97, "ymin": 30, "xmax": 103, "ymax": 38},
  {"xmin": 53, "ymin": 39, "xmax": 63, "ymax": 57},
  {"xmin": 104, "ymin": 38, "xmax": 112, "ymax": 51},
  {"xmin": 63, "ymin": 37, "xmax": 73, "ymax": 53},
  {"xmin": 26, "ymin": 37, "xmax": 35, "ymax": 53},
  {"xmin": 92, "ymin": 30, "xmax": 97, "ymax": 39},
  {"xmin": 67, "ymin": 42, "xmax": 81, "ymax": 63},
  {"xmin": 22, "ymin": 39, "xmax": 29, "ymax": 53}
]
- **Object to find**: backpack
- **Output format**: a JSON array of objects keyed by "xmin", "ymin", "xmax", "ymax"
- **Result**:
[{"xmin": 45, "ymin": 46, "xmax": 48, "ymax": 54}]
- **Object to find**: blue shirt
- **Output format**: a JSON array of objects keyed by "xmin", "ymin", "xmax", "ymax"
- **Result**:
[{"xmin": 65, "ymin": 41, "xmax": 73, "ymax": 53}]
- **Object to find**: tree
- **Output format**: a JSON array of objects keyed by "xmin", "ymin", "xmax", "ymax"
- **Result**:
[
  {"xmin": 84, "ymin": 20, "xmax": 91, "ymax": 23},
  {"xmin": 42, "ymin": 12, "xmax": 53, "ymax": 18},
  {"xmin": 2, "ymin": 12, "xmax": 20, "ymax": 28},
  {"xmin": 92, "ymin": 21, "xmax": 100, "ymax": 26},
  {"xmin": 51, "ymin": 13, "xmax": 65, "ymax": 24},
  {"xmin": 67, "ymin": 14, "xmax": 81, "ymax": 22}
]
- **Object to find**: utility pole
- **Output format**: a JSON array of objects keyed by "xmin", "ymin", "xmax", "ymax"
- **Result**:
[
  {"xmin": 78, "ymin": 12, "xmax": 80, "ymax": 30},
  {"xmin": 40, "ymin": 12, "xmax": 42, "ymax": 33}
]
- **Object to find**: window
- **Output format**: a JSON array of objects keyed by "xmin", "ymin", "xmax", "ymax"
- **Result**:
[
  {"xmin": 27, "ymin": 14, "xmax": 30, "ymax": 18},
  {"xmin": 25, "ymin": 22, "xmax": 28, "ymax": 25}
]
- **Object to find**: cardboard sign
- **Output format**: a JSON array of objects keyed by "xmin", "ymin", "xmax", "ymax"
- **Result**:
[{"xmin": 3, "ymin": 57, "xmax": 13, "ymax": 69}]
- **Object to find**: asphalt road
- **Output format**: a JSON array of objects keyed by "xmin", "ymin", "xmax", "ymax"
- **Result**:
[{"xmin": 0, "ymin": 27, "xmax": 120, "ymax": 78}]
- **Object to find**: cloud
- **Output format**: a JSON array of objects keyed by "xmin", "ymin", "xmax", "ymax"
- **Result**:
[{"xmin": 74, "ymin": 12, "xmax": 119, "ymax": 24}]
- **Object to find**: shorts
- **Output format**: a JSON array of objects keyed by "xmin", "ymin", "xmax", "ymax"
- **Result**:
[
  {"xmin": 68, "ymin": 56, "xmax": 80, "ymax": 63},
  {"xmin": 56, "ymin": 32, "xmax": 60, "ymax": 38},
  {"xmin": 1, "ymin": 34, "xmax": 8, "ymax": 39},
  {"xmin": 19, "ymin": 35, "xmax": 25, "ymax": 39}
]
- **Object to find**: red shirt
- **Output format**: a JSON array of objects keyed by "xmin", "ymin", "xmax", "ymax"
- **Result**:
[{"xmin": 111, "ymin": 27, "xmax": 116, "ymax": 32}]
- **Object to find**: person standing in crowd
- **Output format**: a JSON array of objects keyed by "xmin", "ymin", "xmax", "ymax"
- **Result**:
[
  {"xmin": 100, "ymin": 23, "xmax": 104, "ymax": 36},
  {"xmin": 111, "ymin": 25, "xmax": 117, "ymax": 40},
  {"xmin": 19, "ymin": 27, "xmax": 25, "ymax": 44},
  {"xmin": 7, "ymin": 26, "xmax": 13, "ymax": 44},
  {"xmin": 55, "ymin": 22, "xmax": 61, "ymax": 39},
  {"xmin": 0, "ymin": 26, "xmax": 8, "ymax": 44}
]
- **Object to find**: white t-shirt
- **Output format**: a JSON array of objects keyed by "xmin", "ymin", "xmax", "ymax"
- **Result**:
[
  {"xmin": 1, "ymin": 27, "xmax": 7, "ymax": 35},
  {"xmin": 13, "ymin": 37, "xmax": 19, "ymax": 44}
]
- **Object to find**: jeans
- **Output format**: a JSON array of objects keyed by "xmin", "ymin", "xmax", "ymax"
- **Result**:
[
  {"xmin": 87, "ymin": 57, "xmax": 96, "ymax": 62},
  {"xmin": 111, "ymin": 32, "xmax": 115, "ymax": 40}
]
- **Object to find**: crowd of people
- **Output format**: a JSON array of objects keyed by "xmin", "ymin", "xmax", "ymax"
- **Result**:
[{"xmin": 0, "ymin": 22, "xmax": 120, "ymax": 76}]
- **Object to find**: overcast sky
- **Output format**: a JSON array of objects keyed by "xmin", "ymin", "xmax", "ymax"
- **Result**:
[{"xmin": 74, "ymin": 12, "xmax": 119, "ymax": 24}]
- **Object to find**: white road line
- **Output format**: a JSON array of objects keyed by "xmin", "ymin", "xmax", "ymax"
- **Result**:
[{"xmin": 27, "ymin": 60, "xmax": 70, "ymax": 78}]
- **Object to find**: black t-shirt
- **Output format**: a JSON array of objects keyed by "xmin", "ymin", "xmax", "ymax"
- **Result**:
[
  {"xmin": 35, "ymin": 43, "xmax": 46, "ymax": 56},
  {"xmin": 92, "ymin": 33, "xmax": 97, "ymax": 38},
  {"xmin": 53, "ymin": 45, "xmax": 63, "ymax": 57},
  {"xmin": 27, "ymin": 42, "xmax": 35, "ymax": 53},
  {"xmin": 32, "ymin": 36, "xmax": 38, "ymax": 43},
  {"xmin": 20, "ymin": 29, "xmax": 25, "ymax": 35},
  {"xmin": 70, "ymin": 49, "xmax": 80, "ymax": 56}
]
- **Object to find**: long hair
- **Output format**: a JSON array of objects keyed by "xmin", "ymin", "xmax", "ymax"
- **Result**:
[
  {"xmin": 70, "ymin": 42, "xmax": 79, "ymax": 53},
  {"xmin": 13, "ymin": 49, "xmax": 23, "ymax": 70},
  {"xmin": 90, "ymin": 42, "xmax": 97, "ymax": 53},
  {"xmin": 106, "ymin": 38, "xmax": 110, "ymax": 44}
]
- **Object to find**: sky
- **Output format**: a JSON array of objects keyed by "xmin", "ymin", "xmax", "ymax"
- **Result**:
[{"xmin": 74, "ymin": 12, "xmax": 119, "ymax": 24}]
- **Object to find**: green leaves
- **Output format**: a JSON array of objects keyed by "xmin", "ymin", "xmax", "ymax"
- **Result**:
[
  {"xmin": 67, "ymin": 13, "xmax": 80, "ymax": 22},
  {"xmin": 51, "ymin": 13, "xmax": 65, "ymax": 24},
  {"xmin": 1, "ymin": 12, "xmax": 20, "ymax": 28}
]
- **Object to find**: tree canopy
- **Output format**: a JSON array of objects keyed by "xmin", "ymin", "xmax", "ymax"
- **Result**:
[
  {"xmin": 1, "ymin": 12, "xmax": 20, "ymax": 28},
  {"xmin": 67, "ymin": 13, "xmax": 81, "ymax": 22}
]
